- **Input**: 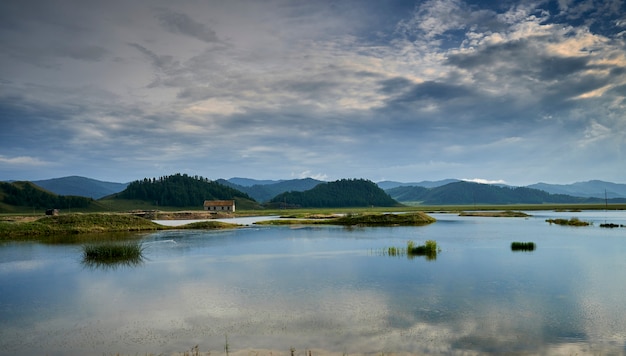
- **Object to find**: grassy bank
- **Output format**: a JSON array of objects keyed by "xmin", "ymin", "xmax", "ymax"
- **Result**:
[{"xmin": 0, "ymin": 213, "xmax": 239, "ymax": 240}]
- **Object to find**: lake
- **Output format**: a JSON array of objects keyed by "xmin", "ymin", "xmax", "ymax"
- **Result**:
[{"xmin": 1, "ymin": 211, "xmax": 625, "ymax": 355}]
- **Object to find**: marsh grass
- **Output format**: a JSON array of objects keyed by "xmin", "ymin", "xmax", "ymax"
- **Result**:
[
  {"xmin": 82, "ymin": 241, "xmax": 145, "ymax": 269},
  {"xmin": 511, "ymin": 241, "xmax": 536, "ymax": 251},
  {"xmin": 384, "ymin": 240, "xmax": 439, "ymax": 260}
]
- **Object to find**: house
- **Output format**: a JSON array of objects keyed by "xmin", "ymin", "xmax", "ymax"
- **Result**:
[
  {"xmin": 203, "ymin": 200, "xmax": 235, "ymax": 212},
  {"xmin": 45, "ymin": 208, "xmax": 59, "ymax": 216}
]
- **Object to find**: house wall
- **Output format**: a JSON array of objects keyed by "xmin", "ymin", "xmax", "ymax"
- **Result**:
[{"xmin": 203, "ymin": 200, "xmax": 235, "ymax": 212}]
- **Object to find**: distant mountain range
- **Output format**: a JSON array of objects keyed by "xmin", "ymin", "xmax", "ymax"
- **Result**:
[
  {"xmin": 376, "ymin": 179, "xmax": 460, "ymax": 190},
  {"xmin": 527, "ymin": 180, "xmax": 626, "ymax": 199},
  {"xmin": 385, "ymin": 181, "xmax": 626, "ymax": 205},
  {"xmin": 9, "ymin": 176, "xmax": 626, "ymax": 204}
]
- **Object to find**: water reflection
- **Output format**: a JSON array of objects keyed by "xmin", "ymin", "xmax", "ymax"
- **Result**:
[{"xmin": 1, "ymin": 212, "xmax": 626, "ymax": 355}]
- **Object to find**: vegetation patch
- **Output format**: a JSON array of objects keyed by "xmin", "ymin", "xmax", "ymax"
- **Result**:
[
  {"xmin": 600, "ymin": 223, "xmax": 625, "ymax": 228},
  {"xmin": 459, "ymin": 211, "xmax": 531, "ymax": 217},
  {"xmin": 546, "ymin": 217, "xmax": 591, "ymax": 226},
  {"xmin": 511, "ymin": 241, "xmax": 536, "ymax": 251},
  {"xmin": 82, "ymin": 241, "xmax": 145, "ymax": 269}
]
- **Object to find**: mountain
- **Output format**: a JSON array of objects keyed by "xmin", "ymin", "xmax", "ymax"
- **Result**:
[
  {"xmin": 218, "ymin": 178, "xmax": 324, "ymax": 202},
  {"xmin": 386, "ymin": 181, "xmax": 624, "ymax": 205},
  {"xmin": 377, "ymin": 179, "xmax": 459, "ymax": 190},
  {"xmin": 527, "ymin": 180, "xmax": 626, "ymax": 199},
  {"xmin": 114, "ymin": 173, "xmax": 259, "ymax": 209},
  {"xmin": 226, "ymin": 177, "xmax": 283, "ymax": 187},
  {"xmin": 269, "ymin": 179, "xmax": 400, "ymax": 208},
  {"xmin": 0, "ymin": 181, "xmax": 95, "ymax": 213},
  {"xmin": 32, "ymin": 176, "xmax": 128, "ymax": 199}
]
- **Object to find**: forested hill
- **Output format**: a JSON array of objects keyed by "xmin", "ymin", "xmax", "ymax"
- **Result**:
[
  {"xmin": 269, "ymin": 179, "xmax": 400, "ymax": 208},
  {"xmin": 0, "ymin": 181, "xmax": 94, "ymax": 213},
  {"xmin": 386, "ymin": 181, "xmax": 623, "ymax": 205},
  {"xmin": 114, "ymin": 173, "xmax": 256, "ymax": 207}
]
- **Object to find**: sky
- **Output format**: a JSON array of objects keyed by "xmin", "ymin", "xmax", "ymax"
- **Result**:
[{"xmin": 1, "ymin": 0, "xmax": 625, "ymax": 186}]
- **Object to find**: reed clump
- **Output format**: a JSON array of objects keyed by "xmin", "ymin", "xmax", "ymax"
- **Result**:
[
  {"xmin": 82, "ymin": 241, "xmax": 145, "ymax": 268},
  {"xmin": 511, "ymin": 241, "xmax": 536, "ymax": 251},
  {"xmin": 385, "ymin": 240, "xmax": 439, "ymax": 260}
]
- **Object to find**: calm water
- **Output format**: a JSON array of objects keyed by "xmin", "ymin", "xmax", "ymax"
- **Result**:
[{"xmin": 1, "ymin": 211, "xmax": 625, "ymax": 355}]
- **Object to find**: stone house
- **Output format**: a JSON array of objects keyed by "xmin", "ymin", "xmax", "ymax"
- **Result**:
[{"xmin": 203, "ymin": 200, "xmax": 235, "ymax": 212}]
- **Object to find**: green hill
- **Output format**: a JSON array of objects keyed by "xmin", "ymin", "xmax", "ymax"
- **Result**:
[
  {"xmin": 113, "ymin": 173, "xmax": 259, "ymax": 209},
  {"xmin": 0, "ymin": 181, "xmax": 96, "ymax": 213},
  {"xmin": 269, "ymin": 179, "xmax": 400, "ymax": 208}
]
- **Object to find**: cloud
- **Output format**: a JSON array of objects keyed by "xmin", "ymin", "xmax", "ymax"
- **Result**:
[
  {"xmin": 0, "ymin": 155, "xmax": 49, "ymax": 166},
  {"xmin": 292, "ymin": 171, "xmax": 328, "ymax": 181},
  {"xmin": 155, "ymin": 9, "xmax": 219, "ymax": 43},
  {"xmin": 0, "ymin": 0, "xmax": 624, "ymax": 184},
  {"xmin": 462, "ymin": 178, "xmax": 508, "ymax": 185}
]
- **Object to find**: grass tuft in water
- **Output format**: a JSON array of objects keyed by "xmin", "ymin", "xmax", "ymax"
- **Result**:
[
  {"xmin": 384, "ymin": 240, "xmax": 439, "ymax": 260},
  {"xmin": 82, "ymin": 241, "xmax": 145, "ymax": 269}
]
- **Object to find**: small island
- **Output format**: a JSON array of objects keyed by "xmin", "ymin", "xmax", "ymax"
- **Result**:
[
  {"xmin": 459, "ymin": 211, "xmax": 531, "ymax": 217},
  {"xmin": 546, "ymin": 217, "xmax": 591, "ymax": 226},
  {"xmin": 255, "ymin": 212, "xmax": 436, "ymax": 227}
]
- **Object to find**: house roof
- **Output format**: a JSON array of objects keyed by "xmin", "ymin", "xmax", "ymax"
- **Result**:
[{"xmin": 203, "ymin": 200, "xmax": 235, "ymax": 207}]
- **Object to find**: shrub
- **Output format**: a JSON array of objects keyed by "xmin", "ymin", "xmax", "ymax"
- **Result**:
[{"xmin": 511, "ymin": 241, "xmax": 536, "ymax": 251}]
